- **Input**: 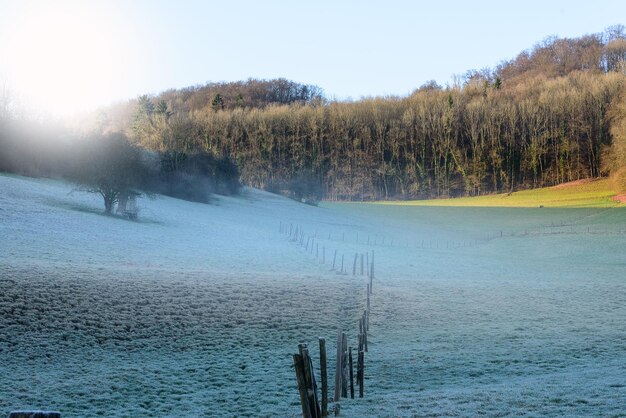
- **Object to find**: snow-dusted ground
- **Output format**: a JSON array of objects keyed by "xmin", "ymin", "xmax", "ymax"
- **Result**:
[{"xmin": 1, "ymin": 173, "xmax": 625, "ymax": 417}]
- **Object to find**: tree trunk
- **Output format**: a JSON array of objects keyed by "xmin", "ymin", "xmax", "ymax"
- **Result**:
[{"xmin": 104, "ymin": 196, "xmax": 115, "ymax": 214}]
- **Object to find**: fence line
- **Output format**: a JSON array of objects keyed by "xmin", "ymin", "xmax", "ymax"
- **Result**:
[
  {"xmin": 280, "ymin": 210, "xmax": 621, "ymax": 416},
  {"xmin": 281, "ymin": 213, "xmax": 626, "ymax": 259},
  {"xmin": 282, "ymin": 221, "xmax": 376, "ymax": 416}
]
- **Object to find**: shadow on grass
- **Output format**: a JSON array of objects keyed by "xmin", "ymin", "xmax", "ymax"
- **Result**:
[{"xmin": 43, "ymin": 198, "xmax": 163, "ymax": 224}]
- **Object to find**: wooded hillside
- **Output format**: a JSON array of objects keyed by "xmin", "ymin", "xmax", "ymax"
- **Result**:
[
  {"xmin": 4, "ymin": 26, "xmax": 626, "ymax": 202},
  {"xmin": 105, "ymin": 27, "xmax": 624, "ymax": 201}
]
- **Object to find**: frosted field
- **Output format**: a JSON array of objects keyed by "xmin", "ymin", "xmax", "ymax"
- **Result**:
[{"xmin": 1, "ymin": 173, "xmax": 626, "ymax": 417}]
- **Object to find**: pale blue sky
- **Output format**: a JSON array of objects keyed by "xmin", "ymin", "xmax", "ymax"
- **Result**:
[{"xmin": 0, "ymin": 0, "xmax": 624, "ymax": 114}]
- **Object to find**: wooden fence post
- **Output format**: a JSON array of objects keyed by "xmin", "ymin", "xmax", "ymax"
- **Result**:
[
  {"xmin": 319, "ymin": 338, "xmax": 328, "ymax": 418},
  {"xmin": 358, "ymin": 351, "xmax": 364, "ymax": 398},
  {"xmin": 360, "ymin": 253, "xmax": 364, "ymax": 275},
  {"xmin": 294, "ymin": 353, "xmax": 312, "ymax": 418},
  {"xmin": 334, "ymin": 330, "xmax": 342, "ymax": 402},
  {"xmin": 370, "ymin": 251, "xmax": 374, "ymax": 292},
  {"xmin": 299, "ymin": 343, "xmax": 321, "ymax": 418},
  {"xmin": 348, "ymin": 347, "xmax": 354, "ymax": 399},
  {"xmin": 341, "ymin": 332, "xmax": 348, "ymax": 398},
  {"xmin": 363, "ymin": 311, "xmax": 368, "ymax": 352},
  {"xmin": 352, "ymin": 253, "xmax": 357, "ymax": 276}
]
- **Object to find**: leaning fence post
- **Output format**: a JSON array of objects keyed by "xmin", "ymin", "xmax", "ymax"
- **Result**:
[
  {"xmin": 299, "ymin": 343, "xmax": 321, "ymax": 418},
  {"xmin": 294, "ymin": 353, "xmax": 312, "ymax": 418}
]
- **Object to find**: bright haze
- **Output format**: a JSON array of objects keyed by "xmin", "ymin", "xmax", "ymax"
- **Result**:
[{"xmin": 0, "ymin": 0, "xmax": 624, "ymax": 117}]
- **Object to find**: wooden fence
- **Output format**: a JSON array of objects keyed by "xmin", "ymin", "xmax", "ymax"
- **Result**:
[{"xmin": 280, "ymin": 221, "xmax": 375, "ymax": 416}]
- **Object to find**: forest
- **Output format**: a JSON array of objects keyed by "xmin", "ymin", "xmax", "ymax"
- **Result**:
[{"xmin": 2, "ymin": 26, "xmax": 626, "ymax": 203}]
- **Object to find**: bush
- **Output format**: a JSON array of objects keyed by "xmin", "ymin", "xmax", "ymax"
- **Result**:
[{"xmin": 152, "ymin": 151, "xmax": 240, "ymax": 203}]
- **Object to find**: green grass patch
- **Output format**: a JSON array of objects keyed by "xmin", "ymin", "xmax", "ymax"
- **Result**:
[{"xmin": 377, "ymin": 178, "xmax": 621, "ymax": 208}]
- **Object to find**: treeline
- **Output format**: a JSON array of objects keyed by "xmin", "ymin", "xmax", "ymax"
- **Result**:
[
  {"xmin": 497, "ymin": 25, "xmax": 626, "ymax": 81},
  {"xmin": 92, "ymin": 78, "xmax": 325, "ymax": 134},
  {"xmin": 159, "ymin": 78, "xmax": 325, "ymax": 112},
  {"xmin": 4, "ymin": 28, "xmax": 626, "ymax": 204},
  {"xmin": 126, "ymin": 72, "xmax": 622, "ymax": 200},
  {"xmin": 109, "ymin": 27, "xmax": 626, "ymax": 201}
]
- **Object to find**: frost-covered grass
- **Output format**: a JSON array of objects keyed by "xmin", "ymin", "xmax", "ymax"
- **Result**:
[
  {"xmin": 2, "ymin": 173, "xmax": 626, "ymax": 417},
  {"xmin": 379, "ymin": 178, "xmax": 620, "ymax": 207}
]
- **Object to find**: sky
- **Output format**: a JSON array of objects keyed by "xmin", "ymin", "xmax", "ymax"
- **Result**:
[{"xmin": 0, "ymin": 0, "xmax": 625, "ymax": 116}]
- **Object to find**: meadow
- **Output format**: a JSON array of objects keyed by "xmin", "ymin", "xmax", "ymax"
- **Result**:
[
  {"xmin": 377, "ymin": 178, "xmax": 620, "ymax": 208},
  {"xmin": 1, "ymin": 174, "xmax": 625, "ymax": 417}
]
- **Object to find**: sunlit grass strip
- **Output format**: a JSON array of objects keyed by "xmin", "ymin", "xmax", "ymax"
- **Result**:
[{"xmin": 376, "ymin": 178, "xmax": 621, "ymax": 208}]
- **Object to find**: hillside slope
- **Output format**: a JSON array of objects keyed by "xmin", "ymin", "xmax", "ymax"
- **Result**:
[{"xmin": 2, "ymin": 174, "xmax": 626, "ymax": 417}]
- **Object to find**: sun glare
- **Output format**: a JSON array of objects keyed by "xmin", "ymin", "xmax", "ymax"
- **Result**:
[{"xmin": 4, "ymin": 1, "xmax": 132, "ymax": 117}]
